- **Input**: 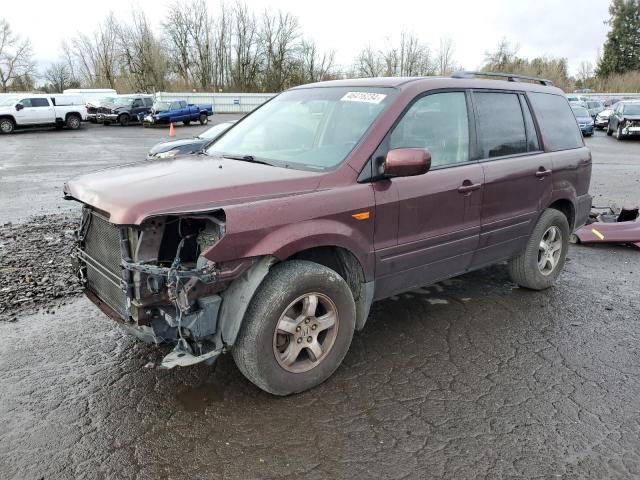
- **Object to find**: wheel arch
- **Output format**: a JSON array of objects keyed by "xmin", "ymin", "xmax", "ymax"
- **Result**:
[{"xmin": 547, "ymin": 198, "xmax": 576, "ymax": 230}]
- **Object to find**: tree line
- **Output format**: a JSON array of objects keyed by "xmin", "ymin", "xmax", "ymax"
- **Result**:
[{"xmin": 1, "ymin": 0, "xmax": 639, "ymax": 94}]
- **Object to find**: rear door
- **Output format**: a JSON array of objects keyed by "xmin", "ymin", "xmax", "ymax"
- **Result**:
[
  {"xmin": 470, "ymin": 90, "xmax": 552, "ymax": 269},
  {"xmin": 373, "ymin": 90, "xmax": 483, "ymax": 298},
  {"xmin": 131, "ymin": 98, "xmax": 146, "ymax": 121},
  {"xmin": 30, "ymin": 97, "xmax": 55, "ymax": 123}
]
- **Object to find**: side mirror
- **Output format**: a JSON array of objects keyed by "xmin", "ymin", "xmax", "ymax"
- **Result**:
[
  {"xmin": 383, "ymin": 148, "xmax": 431, "ymax": 177},
  {"xmin": 15, "ymin": 104, "xmax": 23, "ymax": 111}
]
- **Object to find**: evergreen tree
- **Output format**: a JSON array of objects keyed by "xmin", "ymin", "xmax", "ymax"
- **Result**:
[{"xmin": 596, "ymin": 0, "xmax": 640, "ymax": 77}]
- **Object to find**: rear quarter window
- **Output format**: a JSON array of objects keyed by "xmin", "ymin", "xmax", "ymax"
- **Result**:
[{"xmin": 529, "ymin": 93, "xmax": 583, "ymax": 151}]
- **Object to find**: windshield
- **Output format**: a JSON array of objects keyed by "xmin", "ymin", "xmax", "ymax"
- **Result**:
[
  {"xmin": 199, "ymin": 122, "xmax": 233, "ymax": 139},
  {"xmin": 572, "ymin": 107, "xmax": 590, "ymax": 117},
  {"xmin": 0, "ymin": 96, "xmax": 18, "ymax": 106},
  {"xmin": 623, "ymin": 104, "xmax": 640, "ymax": 115},
  {"xmin": 112, "ymin": 97, "xmax": 133, "ymax": 106},
  {"xmin": 153, "ymin": 101, "xmax": 171, "ymax": 112},
  {"xmin": 206, "ymin": 87, "xmax": 397, "ymax": 170}
]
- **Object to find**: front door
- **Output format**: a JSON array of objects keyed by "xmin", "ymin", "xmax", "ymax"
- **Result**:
[
  {"xmin": 469, "ymin": 91, "xmax": 552, "ymax": 269},
  {"xmin": 372, "ymin": 91, "xmax": 483, "ymax": 299}
]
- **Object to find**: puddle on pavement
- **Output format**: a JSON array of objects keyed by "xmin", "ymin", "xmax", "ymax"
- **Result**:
[{"xmin": 176, "ymin": 381, "xmax": 226, "ymax": 412}]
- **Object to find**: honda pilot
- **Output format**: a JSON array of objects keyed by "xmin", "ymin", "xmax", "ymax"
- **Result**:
[{"xmin": 64, "ymin": 72, "xmax": 592, "ymax": 395}]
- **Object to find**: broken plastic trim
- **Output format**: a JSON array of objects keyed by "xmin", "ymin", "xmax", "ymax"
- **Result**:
[{"xmin": 160, "ymin": 339, "xmax": 222, "ymax": 368}]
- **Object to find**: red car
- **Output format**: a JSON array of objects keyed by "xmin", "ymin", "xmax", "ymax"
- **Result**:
[{"xmin": 64, "ymin": 72, "xmax": 592, "ymax": 395}]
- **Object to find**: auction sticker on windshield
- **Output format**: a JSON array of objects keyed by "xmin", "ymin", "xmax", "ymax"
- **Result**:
[{"xmin": 341, "ymin": 92, "xmax": 387, "ymax": 104}]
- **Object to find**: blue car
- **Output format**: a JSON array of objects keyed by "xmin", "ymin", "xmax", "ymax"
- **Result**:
[{"xmin": 571, "ymin": 105, "xmax": 594, "ymax": 137}]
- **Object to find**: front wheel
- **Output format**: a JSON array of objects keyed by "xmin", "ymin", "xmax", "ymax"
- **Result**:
[
  {"xmin": 232, "ymin": 260, "xmax": 356, "ymax": 396},
  {"xmin": 508, "ymin": 209, "xmax": 570, "ymax": 290},
  {"xmin": 119, "ymin": 114, "xmax": 130, "ymax": 127},
  {"xmin": 0, "ymin": 118, "xmax": 15, "ymax": 134},
  {"xmin": 199, "ymin": 113, "xmax": 208, "ymax": 125},
  {"xmin": 617, "ymin": 125, "xmax": 625, "ymax": 140}
]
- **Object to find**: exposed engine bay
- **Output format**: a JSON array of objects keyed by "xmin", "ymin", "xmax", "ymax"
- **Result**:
[{"xmin": 72, "ymin": 207, "xmax": 249, "ymax": 368}]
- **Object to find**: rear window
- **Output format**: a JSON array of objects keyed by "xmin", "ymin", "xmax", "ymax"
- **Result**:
[{"xmin": 529, "ymin": 93, "xmax": 583, "ymax": 151}]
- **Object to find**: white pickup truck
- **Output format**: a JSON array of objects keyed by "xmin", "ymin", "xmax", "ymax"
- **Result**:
[{"xmin": 0, "ymin": 94, "xmax": 87, "ymax": 134}]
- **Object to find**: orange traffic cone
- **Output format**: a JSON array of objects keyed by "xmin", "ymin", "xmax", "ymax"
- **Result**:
[{"xmin": 169, "ymin": 122, "xmax": 176, "ymax": 138}]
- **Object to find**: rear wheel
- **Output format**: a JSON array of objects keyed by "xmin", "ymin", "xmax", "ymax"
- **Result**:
[
  {"xmin": 233, "ymin": 260, "xmax": 356, "ymax": 396},
  {"xmin": 199, "ymin": 113, "xmax": 208, "ymax": 125},
  {"xmin": 119, "ymin": 114, "xmax": 130, "ymax": 127},
  {"xmin": 66, "ymin": 114, "xmax": 81, "ymax": 130},
  {"xmin": 0, "ymin": 118, "xmax": 15, "ymax": 134},
  {"xmin": 508, "ymin": 209, "xmax": 570, "ymax": 290},
  {"xmin": 606, "ymin": 123, "xmax": 613, "ymax": 136}
]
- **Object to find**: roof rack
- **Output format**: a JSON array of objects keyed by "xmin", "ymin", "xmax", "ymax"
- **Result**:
[{"xmin": 451, "ymin": 71, "xmax": 554, "ymax": 87}]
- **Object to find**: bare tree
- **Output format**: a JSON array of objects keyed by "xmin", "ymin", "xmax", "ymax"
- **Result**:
[
  {"xmin": 435, "ymin": 37, "xmax": 456, "ymax": 75},
  {"xmin": 296, "ymin": 39, "xmax": 335, "ymax": 83},
  {"xmin": 189, "ymin": 0, "xmax": 215, "ymax": 90},
  {"xmin": 164, "ymin": 1, "xmax": 193, "ymax": 85},
  {"xmin": 0, "ymin": 18, "xmax": 35, "ymax": 92},
  {"xmin": 261, "ymin": 10, "xmax": 300, "ymax": 91},
  {"xmin": 354, "ymin": 45, "xmax": 384, "ymax": 77},
  {"xmin": 118, "ymin": 10, "xmax": 168, "ymax": 92},
  {"xmin": 230, "ymin": 1, "xmax": 261, "ymax": 91},
  {"xmin": 44, "ymin": 62, "xmax": 73, "ymax": 92},
  {"xmin": 577, "ymin": 61, "xmax": 594, "ymax": 83}
]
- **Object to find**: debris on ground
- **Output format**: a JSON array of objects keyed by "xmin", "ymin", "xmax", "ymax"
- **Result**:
[
  {"xmin": 0, "ymin": 214, "xmax": 82, "ymax": 321},
  {"xmin": 573, "ymin": 206, "xmax": 640, "ymax": 249}
]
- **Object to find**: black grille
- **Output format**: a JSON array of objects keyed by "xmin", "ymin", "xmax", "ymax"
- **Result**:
[{"xmin": 83, "ymin": 211, "xmax": 128, "ymax": 318}]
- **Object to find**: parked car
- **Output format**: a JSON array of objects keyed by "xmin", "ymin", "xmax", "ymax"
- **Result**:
[
  {"xmin": 594, "ymin": 107, "xmax": 614, "ymax": 129},
  {"xmin": 141, "ymin": 100, "xmax": 213, "ymax": 126},
  {"xmin": 566, "ymin": 94, "xmax": 587, "ymax": 103},
  {"xmin": 571, "ymin": 106, "xmax": 594, "ymax": 136},
  {"xmin": 0, "ymin": 94, "xmax": 86, "ymax": 134},
  {"xmin": 606, "ymin": 100, "xmax": 640, "ymax": 139},
  {"xmin": 97, "ymin": 95, "xmax": 154, "ymax": 126},
  {"xmin": 585, "ymin": 100, "xmax": 604, "ymax": 119},
  {"xmin": 147, "ymin": 121, "xmax": 236, "ymax": 159},
  {"xmin": 64, "ymin": 72, "xmax": 592, "ymax": 395},
  {"xmin": 86, "ymin": 96, "xmax": 117, "ymax": 123}
]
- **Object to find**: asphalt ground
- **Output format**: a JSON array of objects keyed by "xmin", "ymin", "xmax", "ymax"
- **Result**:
[{"xmin": 0, "ymin": 122, "xmax": 639, "ymax": 479}]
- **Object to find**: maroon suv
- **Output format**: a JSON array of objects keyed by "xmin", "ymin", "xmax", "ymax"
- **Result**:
[{"xmin": 64, "ymin": 73, "xmax": 592, "ymax": 395}]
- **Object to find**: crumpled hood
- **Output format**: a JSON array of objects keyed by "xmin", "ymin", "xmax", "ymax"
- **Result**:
[{"xmin": 64, "ymin": 156, "xmax": 323, "ymax": 225}]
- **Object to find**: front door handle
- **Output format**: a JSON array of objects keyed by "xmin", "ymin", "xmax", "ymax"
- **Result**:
[
  {"xmin": 457, "ymin": 182, "xmax": 481, "ymax": 194},
  {"xmin": 535, "ymin": 167, "xmax": 552, "ymax": 178}
]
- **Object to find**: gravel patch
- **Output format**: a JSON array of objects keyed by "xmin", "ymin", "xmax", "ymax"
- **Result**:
[{"xmin": 0, "ymin": 214, "xmax": 82, "ymax": 321}]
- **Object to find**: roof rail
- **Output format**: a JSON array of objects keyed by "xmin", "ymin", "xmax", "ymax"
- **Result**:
[{"xmin": 451, "ymin": 71, "xmax": 554, "ymax": 87}]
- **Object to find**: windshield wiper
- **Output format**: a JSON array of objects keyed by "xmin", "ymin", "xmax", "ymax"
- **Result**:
[{"xmin": 220, "ymin": 153, "xmax": 274, "ymax": 166}]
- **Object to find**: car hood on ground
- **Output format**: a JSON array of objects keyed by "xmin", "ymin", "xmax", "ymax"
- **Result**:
[
  {"xmin": 148, "ymin": 138, "xmax": 208, "ymax": 156},
  {"xmin": 64, "ymin": 156, "xmax": 324, "ymax": 225}
]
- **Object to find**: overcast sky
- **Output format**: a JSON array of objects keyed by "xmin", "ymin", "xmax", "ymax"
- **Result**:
[{"xmin": 2, "ymin": 0, "xmax": 611, "ymax": 76}]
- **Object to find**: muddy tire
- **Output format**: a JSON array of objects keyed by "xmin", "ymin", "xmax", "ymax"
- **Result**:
[
  {"xmin": 119, "ymin": 114, "xmax": 130, "ymax": 127},
  {"xmin": 0, "ymin": 118, "xmax": 15, "ymax": 134},
  {"xmin": 199, "ymin": 113, "xmax": 208, "ymax": 125},
  {"xmin": 66, "ymin": 114, "xmax": 81, "ymax": 130},
  {"xmin": 232, "ymin": 260, "xmax": 356, "ymax": 396},
  {"xmin": 606, "ymin": 124, "xmax": 613, "ymax": 136},
  {"xmin": 508, "ymin": 209, "xmax": 570, "ymax": 291}
]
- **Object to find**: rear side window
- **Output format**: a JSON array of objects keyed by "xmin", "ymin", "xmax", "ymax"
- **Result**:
[
  {"xmin": 529, "ymin": 93, "xmax": 583, "ymax": 151},
  {"xmin": 389, "ymin": 91, "xmax": 469, "ymax": 168},
  {"xmin": 144, "ymin": 97, "xmax": 153, "ymax": 107},
  {"xmin": 474, "ymin": 92, "xmax": 528, "ymax": 158},
  {"xmin": 30, "ymin": 98, "xmax": 49, "ymax": 107}
]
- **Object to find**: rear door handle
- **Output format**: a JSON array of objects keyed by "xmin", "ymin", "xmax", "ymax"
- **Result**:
[
  {"xmin": 535, "ymin": 168, "xmax": 552, "ymax": 178},
  {"xmin": 457, "ymin": 182, "xmax": 481, "ymax": 194}
]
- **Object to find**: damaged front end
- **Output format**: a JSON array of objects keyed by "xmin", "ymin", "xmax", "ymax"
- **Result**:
[{"xmin": 72, "ymin": 206, "xmax": 245, "ymax": 368}]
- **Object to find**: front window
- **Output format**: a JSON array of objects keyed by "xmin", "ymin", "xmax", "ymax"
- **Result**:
[
  {"xmin": 622, "ymin": 104, "xmax": 640, "ymax": 115},
  {"xmin": 153, "ymin": 101, "xmax": 171, "ymax": 112},
  {"xmin": 206, "ymin": 87, "xmax": 397, "ymax": 170},
  {"xmin": 112, "ymin": 97, "xmax": 133, "ymax": 107}
]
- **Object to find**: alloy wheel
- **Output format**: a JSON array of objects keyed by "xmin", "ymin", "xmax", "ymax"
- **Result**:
[
  {"xmin": 272, "ymin": 292, "xmax": 339, "ymax": 373},
  {"xmin": 538, "ymin": 226, "xmax": 562, "ymax": 276}
]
